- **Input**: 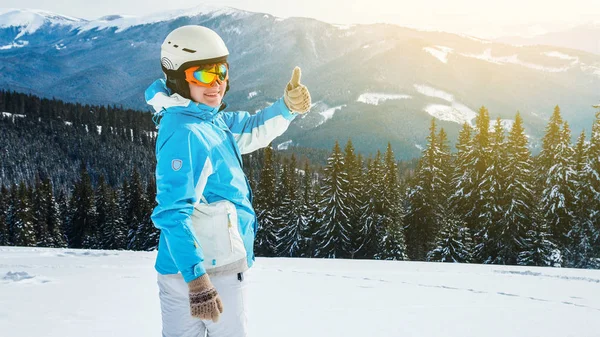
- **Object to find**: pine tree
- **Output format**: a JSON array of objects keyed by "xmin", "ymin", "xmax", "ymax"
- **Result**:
[
  {"xmin": 67, "ymin": 162, "xmax": 97, "ymax": 248},
  {"xmin": 276, "ymin": 155, "xmax": 307, "ymax": 257},
  {"xmin": 475, "ymin": 118, "xmax": 514, "ymax": 264},
  {"xmin": 519, "ymin": 212, "xmax": 557, "ymax": 267},
  {"xmin": 56, "ymin": 189, "xmax": 70, "ymax": 246},
  {"xmin": 342, "ymin": 139, "xmax": 365, "ymax": 258},
  {"xmin": 42, "ymin": 178, "xmax": 66, "ymax": 247},
  {"xmin": 498, "ymin": 113, "xmax": 546, "ymax": 265},
  {"xmin": 315, "ymin": 141, "xmax": 353, "ymax": 258},
  {"xmin": 6, "ymin": 185, "xmax": 18, "ymax": 246},
  {"xmin": 126, "ymin": 168, "xmax": 149, "ymax": 250},
  {"xmin": 582, "ymin": 107, "xmax": 600, "ymax": 266},
  {"xmin": 405, "ymin": 119, "xmax": 445, "ymax": 260},
  {"xmin": 427, "ymin": 213, "xmax": 472, "ymax": 263},
  {"xmin": 254, "ymin": 145, "xmax": 279, "ymax": 257},
  {"xmin": 95, "ymin": 175, "xmax": 110, "ymax": 249},
  {"xmin": 32, "ymin": 177, "xmax": 49, "ymax": 247},
  {"xmin": 564, "ymin": 131, "xmax": 595, "ymax": 267},
  {"xmin": 0, "ymin": 185, "xmax": 8, "ymax": 245},
  {"xmin": 537, "ymin": 106, "xmax": 564, "ymax": 191},
  {"xmin": 13, "ymin": 182, "xmax": 36, "ymax": 246},
  {"xmin": 359, "ymin": 154, "xmax": 385, "ymax": 259},
  {"xmin": 450, "ymin": 123, "xmax": 474, "ymax": 222},
  {"xmin": 467, "ymin": 107, "xmax": 493, "ymax": 259},
  {"xmin": 438, "ymin": 127, "xmax": 453, "ymax": 200},
  {"xmin": 113, "ymin": 181, "xmax": 130, "ymax": 249},
  {"xmin": 540, "ymin": 119, "xmax": 577, "ymax": 257},
  {"xmin": 378, "ymin": 143, "xmax": 408, "ymax": 260},
  {"xmin": 104, "ymin": 187, "xmax": 128, "ymax": 250},
  {"xmin": 304, "ymin": 170, "xmax": 322, "ymax": 258},
  {"xmin": 138, "ymin": 178, "xmax": 159, "ymax": 250}
]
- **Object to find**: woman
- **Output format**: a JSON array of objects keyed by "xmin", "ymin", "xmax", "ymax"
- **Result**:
[{"xmin": 145, "ymin": 25, "xmax": 311, "ymax": 337}]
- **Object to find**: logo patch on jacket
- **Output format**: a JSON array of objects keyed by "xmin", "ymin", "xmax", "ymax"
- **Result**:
[{"xmin": 171, "ymin": 159, "xmax": 183, "ymax": 171}]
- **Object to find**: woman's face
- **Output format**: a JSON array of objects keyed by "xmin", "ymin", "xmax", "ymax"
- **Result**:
[{"xmin": 189, "ymin": 79, "xmax": 227, "ymax": 108}]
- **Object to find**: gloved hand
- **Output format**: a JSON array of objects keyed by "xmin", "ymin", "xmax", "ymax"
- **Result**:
[
  {"xmin": 283, "ymin": 66, "xmax": 311, "ymax": 114},
  {"xmin": 188, "ymin": 274, "xmax": 224, "ymax": 322}
]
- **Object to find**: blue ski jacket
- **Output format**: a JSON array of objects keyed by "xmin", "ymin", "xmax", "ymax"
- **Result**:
[{"xmin": 145, "ymin": 79, "xmax": 297, "ymax": 282}]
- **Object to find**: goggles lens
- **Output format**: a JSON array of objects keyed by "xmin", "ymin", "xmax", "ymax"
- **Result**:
[{"xmin": 185, "ymin": 63, "xmax": 228, "ymax": 86}]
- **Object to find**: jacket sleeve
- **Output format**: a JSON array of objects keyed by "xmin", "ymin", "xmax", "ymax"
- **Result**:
[
  {"xmin": 220, "ymin": 97, "xmax": 298, "ymax": 154},
  {"xmin": 151, "ymin": 128, "xmax": 213, "ymax": 283}
]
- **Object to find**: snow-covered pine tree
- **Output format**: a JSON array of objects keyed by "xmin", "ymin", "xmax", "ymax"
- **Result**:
[
  {"xmin": 581, "ymin": 106, "xmax": 600, "ymax": 267},
  {"xmin": 276, "ymin": 155, "xmax": 307, "ymax": 257},
  {"xmin": 359, "ymin": 153, "xmax": 385, "ymax": 259},
  {"xmin": 563, "ymin": 131, "xmax": 595, "ymax": 268},
  {"xmin": 254, "ymin": 144, "xmax": 280, "ymax": 257},
  {"xmin": 476, "ymin": 118, "xmax": 523, "ymax": 264},
  {"xmin": 95, "ymin": 175, "xmax": 110, "ymax": 249},
  {"xmin": 107, "ymin": 179, "xmax": 129, "ymax": 249},
  {"xmin": 5, "ymin": 184, "xmax": 18, "ymax": 245},
  {"xmin": 139, "ymin": 178, "xmax": 159, "ymax": 251},
  {"xmin": 438, "ymin": 127, "xmax": 453, "ymax": 200},
  {"xmin": 377, "ymin": 143, "xmax": 408, "ymax": 260},
  {"xmin": 405, "ymin": 119, "xmax": 445, "ymax": 260},
  {"xmin": 32, "ymin": 177, "xmax": 49, "ymax": 247},
  {"xmin": 126, "ymin": 168, "xmax": 154, "ymax": 251},
  {"xmin": 106, "ymin": 187, "xmax": 128, "ymax": 249},
  {"xmin": 536, "ymin": 106, "xmax": 564, "ymax": 193},
  {"xmin": 42, "ymin": 178, "xmax": 66, "ymax": 248},
  {"xmin": 351, "ymin": 152, "xmax": 371, "ymax": 259},
  {"xmin": 0, "ymin": 185, "xmax": 8, "ymax": 245},
  {"xmin": 427, "ymin": 213, "xmax": 472, "ymax": 263},
  {"xmin": 496, "ymin": 113, "xmax": 546, "ymax": 265},
  {"xmin": 342, "ymin": 139, "xmax": 365, "ymax": 258},
  {"xmin": 540, "ymin": 119, "xmax": 577, "ymax": 256},
  {"xmin": 466, "ymin": 107, "xmax": 493, "ymax": 259},
  {"xmin": 450, "ymin": 123, "xmax": 474, "ymax": 220},
  {"xmin": 518, "ymin": 201, "xmax": 558, "ymax": 267},
  {"xmin": 13, "ymin": 181, "xmax": 36, "ymax": 246},
  {"xmin": 315, "ymin": 141, "xmax": 353, "ymax": 258},
  {"xmin": 303, "ymin": 164, "xmax": 322, "ymax": 258},
  {"xmin": 67, "ymin": 162, "xmax": 96, "ymax": 248},
  {"xmin": 450, "ymin": 107, "xmax": 492, "ymax": 263}
]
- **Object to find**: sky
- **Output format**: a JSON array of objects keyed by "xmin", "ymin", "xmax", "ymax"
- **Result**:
[{"xmin": 1, "ymin": 0, "xmax": 600, "ymax": 39}]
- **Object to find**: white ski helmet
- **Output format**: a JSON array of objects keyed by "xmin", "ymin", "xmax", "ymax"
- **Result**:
[{"xmin": 160, "ymin": 25, "xmax": 230, "ymax": 99}]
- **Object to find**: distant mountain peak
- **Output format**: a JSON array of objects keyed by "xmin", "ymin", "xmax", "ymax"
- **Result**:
[
  {"xmin": 0, "ymin": 8, "xmax": 85, "ymax": 39},
  {"xmin": 77, "ymin": 5, "xmax": 247, "ymax": 34}
]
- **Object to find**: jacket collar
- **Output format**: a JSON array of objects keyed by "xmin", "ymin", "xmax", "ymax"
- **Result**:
[{"xmin": 145, "ymin": 79, "xmax": 226, "ymax": 122}]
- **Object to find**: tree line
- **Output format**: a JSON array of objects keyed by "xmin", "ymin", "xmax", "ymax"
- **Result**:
[{"xmin": 1, "ymin": 89, "xmax": 598, "ymax": 268}]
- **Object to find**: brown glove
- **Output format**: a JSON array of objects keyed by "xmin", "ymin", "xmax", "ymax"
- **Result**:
[
  {"xmin": 283, "ymin": 66, "xmax": 311, "ymax": 114},
  {"xmin": 188, "ymin": 274, "xmax": 224, "ymax": 322}
]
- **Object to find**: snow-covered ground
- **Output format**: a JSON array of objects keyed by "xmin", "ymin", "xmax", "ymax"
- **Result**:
[
  {"xmin": 460, "ymin": 48, "xmax": 576, "ymax": 73},
  {"xmin": 423, "ymin": 46, "xmax": 453, "ymax": 64},
  {"xmin": 357, "ymin": 93, "xmax": 412, "ymax": 105},
  {"xmin": 1, "ymin": 246, "xmax": 599, "ymax": 337},
  {"xmin": 413, "ymin": 84, "xmax": 477, "ymax": 125}
]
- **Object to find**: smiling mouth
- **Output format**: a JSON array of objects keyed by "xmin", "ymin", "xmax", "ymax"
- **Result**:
[{"xmin": 204, "ymin": 92, "xmax": 220, "ymax": 98}]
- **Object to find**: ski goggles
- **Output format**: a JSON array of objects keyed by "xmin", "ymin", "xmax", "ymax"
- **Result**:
[{"xmin": 184, "ymin": 63, "xmax": 229, "ymax": 87}]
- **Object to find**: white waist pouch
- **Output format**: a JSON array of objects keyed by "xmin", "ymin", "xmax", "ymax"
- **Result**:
[{"xmin": 190, "ymin": 199, "xmax": 248, "ymax": 274}]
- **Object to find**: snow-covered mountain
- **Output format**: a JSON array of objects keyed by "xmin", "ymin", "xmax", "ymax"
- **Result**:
[
  {"xmin": 1, "ymin": 7, "xmax": 599, "ymax": 158},
  {"xmin": 496, "ymin": 21, "xmax": 600, "ymax": 56},
  {"xmin": 2, "ymin": 246, "xmax": 600, "ymax": 337}
]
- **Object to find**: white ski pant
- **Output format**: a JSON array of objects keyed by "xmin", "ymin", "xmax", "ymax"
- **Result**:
[{"xmin": 157, "ymin": 272, "xmax": 249, "ymax": 337}]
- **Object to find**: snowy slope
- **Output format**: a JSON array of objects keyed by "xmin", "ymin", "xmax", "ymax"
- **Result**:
[{"xmin": 1, "ymin": 246, "xmax": 599, "ymax": 337}]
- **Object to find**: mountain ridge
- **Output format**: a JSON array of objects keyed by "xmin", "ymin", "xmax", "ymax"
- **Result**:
[{"xmin": 1, "ymin": 7, "xmax": 599, "ymax": 159}]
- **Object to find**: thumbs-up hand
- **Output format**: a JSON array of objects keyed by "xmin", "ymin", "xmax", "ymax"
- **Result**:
[{"xmin": 283, "ymin": 66, "xmax": 311, "ymax": 114}]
